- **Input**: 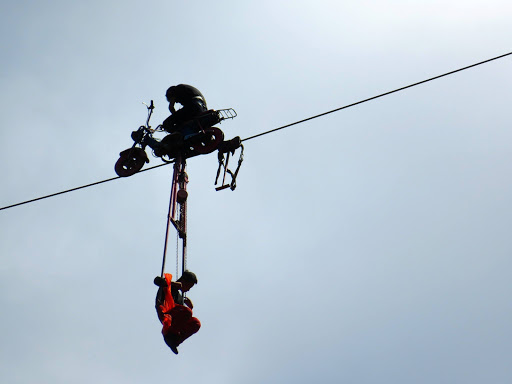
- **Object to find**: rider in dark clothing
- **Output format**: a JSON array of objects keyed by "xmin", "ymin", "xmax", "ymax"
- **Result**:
[
  {"xmin": 162, "ymin": 84, "xmax": 208, "ymax": 136},
  {"xmin": 152, "ymin": 84, "xmax": 209, "ymax": 155}
]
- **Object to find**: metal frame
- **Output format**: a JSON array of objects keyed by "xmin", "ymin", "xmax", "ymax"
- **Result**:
[{"xmin": 160, "ymin": 155, "xmax": 188, "ymax": 277}]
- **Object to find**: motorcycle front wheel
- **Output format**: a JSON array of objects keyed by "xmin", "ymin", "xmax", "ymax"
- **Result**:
[{"xmin": 114, "ymin": 147, "xmax": 148, "ymax": 177}]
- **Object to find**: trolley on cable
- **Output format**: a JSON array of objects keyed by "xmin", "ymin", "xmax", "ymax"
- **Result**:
[{"xmin": 114, "ymin": 100, "xmax": 243, "ymax": 191}]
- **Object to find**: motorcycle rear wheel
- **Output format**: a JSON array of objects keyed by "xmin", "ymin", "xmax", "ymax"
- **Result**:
[{"xmin": 190, "ymin": 127, "xmax": 224, "ymax": 154}]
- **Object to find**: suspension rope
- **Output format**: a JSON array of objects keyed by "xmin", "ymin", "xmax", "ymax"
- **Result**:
[
  {"xmin": 161, "ymin": 157, "xmax": 188, "ymax": 278},
  {"xmin": 1, "ymin": 51, "xmax": 510, "ymax": 212},
  {"xmin": 160, "ymin": 176, "xmax": 176, "ymax": 277}
]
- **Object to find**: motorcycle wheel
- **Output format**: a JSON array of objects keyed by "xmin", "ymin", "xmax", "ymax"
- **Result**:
[
  {"xmin": 115, "ymin": 147, "xmax": 148, "ymax": 177},
  {"xmin": 191, "ymin": 127, "xmax": 224, "ymax": 154}
]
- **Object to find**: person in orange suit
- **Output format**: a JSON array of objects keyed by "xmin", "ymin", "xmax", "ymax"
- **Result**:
[{"xmin": 154, "ymin": 271, "xmax": 200, "ymax": 355}]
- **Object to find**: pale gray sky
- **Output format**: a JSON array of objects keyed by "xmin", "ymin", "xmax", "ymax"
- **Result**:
[{"xmin": 1, "ymin": 1, "xmax": 512, "ymax": 383}]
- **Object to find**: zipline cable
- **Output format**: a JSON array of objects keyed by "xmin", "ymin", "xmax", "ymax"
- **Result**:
[
  {"xmin": 0, "ymin": 162, "xmax": 172, "ymax": 211},
  {"xmin": 1, "ymin": 51, "xmax": 511, "ymax": 212},
  {"xmin": 241, "ymin": 51, "xmax": 512, "ymax": 143}
]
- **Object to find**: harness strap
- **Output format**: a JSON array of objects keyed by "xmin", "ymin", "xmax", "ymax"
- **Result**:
[{"xmin": 215, "ymin": 143, "xmax": 244, "ymax": 191}]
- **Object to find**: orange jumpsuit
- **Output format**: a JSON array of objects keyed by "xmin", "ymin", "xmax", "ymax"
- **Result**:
[{"xmin": 155, "ymin": 273, "xmax": 201, "ymax": 346}]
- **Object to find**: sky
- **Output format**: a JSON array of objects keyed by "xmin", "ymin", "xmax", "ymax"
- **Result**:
[{"xmin": 1, "ymin": 1, "xmax": 512, "ymax": 383}]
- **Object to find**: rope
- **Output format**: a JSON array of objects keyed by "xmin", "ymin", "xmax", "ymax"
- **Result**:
[{"xmin": 160, "ymin": 168, "xmax": 177, "ymax": 277}]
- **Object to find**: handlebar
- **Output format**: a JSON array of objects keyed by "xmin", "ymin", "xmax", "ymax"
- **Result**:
[{"xmin": 143, "ymin": 100, "xmax": 155, "ymax": 128}]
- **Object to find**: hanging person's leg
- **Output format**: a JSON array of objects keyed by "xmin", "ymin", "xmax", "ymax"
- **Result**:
[{"xmin": 164, "ymin": 305, "xmax": 201, "ymax": 346}]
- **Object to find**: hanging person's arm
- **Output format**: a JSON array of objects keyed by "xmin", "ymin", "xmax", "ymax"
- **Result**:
[
  {"xmin": 183, "ymin": 297, "xmax": 193, "ymax": 309},
  {"xmin": 154, "ymin": 276, "xmax": 182, "ymax": 289}
]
